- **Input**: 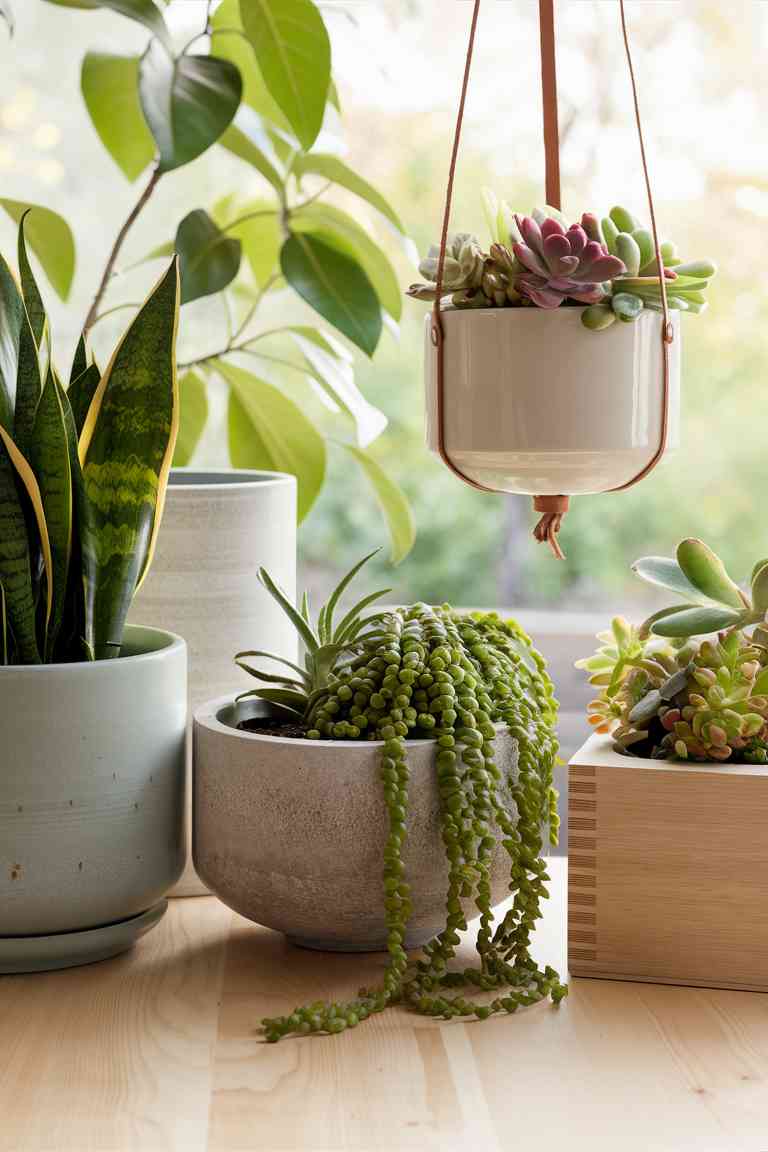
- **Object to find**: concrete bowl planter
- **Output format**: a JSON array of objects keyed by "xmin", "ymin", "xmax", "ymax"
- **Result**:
[
  {"xmin": 0, "ymin": 626, "xmax": 187, "ymax": 974},
  {"xmin": 194, "ymin": 697, "xmax": 520, "ymax": 951}
]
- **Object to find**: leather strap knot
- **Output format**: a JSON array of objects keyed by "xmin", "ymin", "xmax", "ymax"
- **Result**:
[{"xmin": 532, "ymin": 495, "xmax": 569, "ymax": 560}]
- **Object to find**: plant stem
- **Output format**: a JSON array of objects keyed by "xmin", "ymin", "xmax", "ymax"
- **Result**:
[
  {"xmin": 177, "ymin": 274, "xmax": 283, "ymax": 369},
  {"xmin": 83, "ymin": 163, "xmax": 162, "ymax": 336}
]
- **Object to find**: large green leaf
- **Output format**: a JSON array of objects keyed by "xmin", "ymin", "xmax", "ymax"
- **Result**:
[
  {"xmin": 631, "ymin": 555, "xmax": 713, "ymax": 606},
  {"xmin": 676, "ymin": 539, "xmax": 746, "ymax": 611},
  {"xmin": 294, "ymin": 153, "xmax": 405, "ymax": 234},
  {"xmin": 173, "ymin": 371, "xmax": 208, "ymax": 466},
  {"xmin": 78, "ymin": 260, "xmax": 179, "ymax": 658},
  {"xmin": 650, "ymin": 605, "xmax": 744, "ymax": 639},
  {"xmin": 219, "ymin": 116, "xmax": 284, "ymax": 195},
  {"xmin": 341, "ymin": 444, "xmax": 414, "ymax": 565},
  {"xmin": 0, "ymin": 426, "xmax": 53, "ymax": 663},
  {"xmin": 0, "ymin": 201, "xmax": 75, "ymax": 301},
  {"xmin": 42, "ymin": 0, "xmax": 171, "ymax": 50},
  {"xmin": 211, "ymin": 0, "xmax": 292, "ymax": 133},
  {"xmin": 216, "ymin": 198, "xmax": 280, "ymax": 287},
  {"xmin": 287, "ymin": 327, "xmax": 386, "ymax": 446},
  {"xmin": 0, "ymin": 251, "xmax": 23, "ymax": 429},
  {"xmin": 240, "ymin": 0, "xmax": 330, "ymax": 151},
  {"xmin": 82, "ymin": 53, "xmax": 155, "ymax": 181},
  {"xmin": 175, "ymin": 209, "xmax": 241, "ymax": 305},
  {"xmin": 31, "ymin": 370, "xmax": 72, "ymax": 658},
  {"xmin": 139, "ymin": 43, "xmax": 242, "ymax": 173},
  {"xmin": 291, "ymin": 202, "xmax": 402, "ymax": 321},
  {"xmin": 281, "ymin": 232, "xmax": 381, "ymax": 357},
  {"xmin": 221, "ymin": 361, "xmax": 324, "ymax": 521}
]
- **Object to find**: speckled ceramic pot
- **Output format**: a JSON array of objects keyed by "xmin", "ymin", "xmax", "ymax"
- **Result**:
[
  {"xmin": 193, "ymin": 697, "xmax": 519, "ymax": 952},
  {"xmin": 0, "ymin": 626, "xmax": 187, "ymax": 973}
]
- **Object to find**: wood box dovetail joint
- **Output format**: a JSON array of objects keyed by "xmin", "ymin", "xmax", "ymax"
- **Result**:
[{"xmin": 568, "ymin": 734, "xmax": 768, "ymax": 992}]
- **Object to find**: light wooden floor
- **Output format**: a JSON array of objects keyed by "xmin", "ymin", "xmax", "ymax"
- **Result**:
[{"xmin": 3, "ymin": 858, "xmax": 768, "ymax": 1152}]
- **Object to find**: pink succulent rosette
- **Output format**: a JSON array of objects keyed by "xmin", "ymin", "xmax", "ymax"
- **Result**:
[{"xmin": 513, "ymin": 214, "xmax": 626, "ymax": 308}]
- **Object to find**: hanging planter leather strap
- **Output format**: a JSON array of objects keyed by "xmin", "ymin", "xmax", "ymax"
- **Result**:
[{"xmin": 430, "ymin": 0, "xmax": 673, "ymax": 560}]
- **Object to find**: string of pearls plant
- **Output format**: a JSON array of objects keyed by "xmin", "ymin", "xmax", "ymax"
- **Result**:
[{"xmin": 236, "ymin": 553, "xmax": 566, "ymax": 1042}]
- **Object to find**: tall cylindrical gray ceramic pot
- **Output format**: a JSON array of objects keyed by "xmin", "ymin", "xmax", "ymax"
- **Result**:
[
  {"xmin": 0, "ymin": 626, "xmax": 187, "ymax": 973},
  {"xmin": 129, "ymin": 469, "xmax": 298, "ymax": 895}
]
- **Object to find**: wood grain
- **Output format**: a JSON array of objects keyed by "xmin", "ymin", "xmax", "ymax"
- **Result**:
[{"xmin": 3, "ymin": 859, "xmax": 768, "ymax": 1151}]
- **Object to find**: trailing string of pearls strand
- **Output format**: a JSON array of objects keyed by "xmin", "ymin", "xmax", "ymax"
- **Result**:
[{"xmin": 261, "ymin": 605, "xmax": 567, "ymax": 1042}]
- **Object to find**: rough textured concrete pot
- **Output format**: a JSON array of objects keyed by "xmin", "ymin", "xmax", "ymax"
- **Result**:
[
  {"xmin": 426, "ymin": 308, "xmax": 681, "ymax": 494},
  {"xmin": 0, "ymin": 626, "xmax": 186, "ymax": 974},
  {"xmin": 130, "ymin": 469, "xmax": 298, "ymax": 896},
  {"xmin": 194, "ymin": 697, "xmax": 520, "ymax": 951}
]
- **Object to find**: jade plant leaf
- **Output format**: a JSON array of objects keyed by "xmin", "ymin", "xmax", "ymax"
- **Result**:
[
  {"xmin": 341, "ymin": 443, "xmax": 415, "ymax": 565},
  {"xmin": 0, "ymin": 426, "xmax": 53, "ymax": 663},
  {"xmin": 77, "ymin": 259, "xmax": 180, "ymax": 658},
  {"xmin": 0, "ymin": 201, "xmax": 75, "ymax": 301},
  {"xmin": 290, "ymin": 202, "xmax": 402, "ymax": 321},
  {"xmin": 280, "ymin": 232, "xmax": 382, "ymax": 357},
  {"xmin": 173, "ymin": 371, "xmax": 208, "ymax": 466},
  {"xmin": 676, "ymin": 538, "xmax": 746, "ymax": 610},
  {"xmin": 221, "ymin": 361, "xmax": 325, "ymax": 522},
  {"xmin": 31, "ymin": 370, "xmax": 73, "ymax": 658},
  {"xmin": 175, "ymin": 209, "xmax": 242, "ymax": 305},
  {"xmin": 81, "ymin": 53, "xmax": 155, "ymax": 181},
  {"xmin": 42, "ymin": 0, "xmax": 171, "ymax": 50},
  {"xmin": 240, "ymin": 0, "xmax": 331, "ymax": 151},
  {"xmin": 293, "ymin": 153, "xmax": 405, "ymax": 234},
  {"xmin": 631, "ymin": 555, "xmax": 713, "ymax": 606},
  {"xmin": 751, "ymin": 561, "xmax": 768, "ymax": 615},
  {"xmin": 650, "ymin": 605, "xmax": 744, "ymax": 638},
  {"xmin": 139, "ymin": 43, "xmax": 242, "ymax": 173}
]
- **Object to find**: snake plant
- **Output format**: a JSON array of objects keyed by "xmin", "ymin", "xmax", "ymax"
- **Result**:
[{"xmin": 0, "ymin": 213, "xmax": 180, "ymax": 664}]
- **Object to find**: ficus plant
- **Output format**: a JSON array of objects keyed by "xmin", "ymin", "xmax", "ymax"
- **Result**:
[
  {"xmin": 0, "ymin": 214, "xmax": 180, "ymax": 664},
  {"xmin": 6, "ymin": 0, "xmax": 414, "ymax": 561},
  {"xmin": 408, "ymin": 196, "xmax": 716, "ymax": 333},
  {"xmin": 236, "ymin": 551, "xmax": 566, "ymax": 1041},
  {"xmin": 577, "ymin": 539, "xmax": 768, "ymax": 763}
]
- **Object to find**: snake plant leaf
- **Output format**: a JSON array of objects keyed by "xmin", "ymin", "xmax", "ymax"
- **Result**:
[
  {"xmin": 78, "ymin": 259, "xmax": 179, "ymax": 658},
  {"xmin": 211, "ymin": 0, "xmax": 292, "ymax": 132},
  {"xmin": 650, "ymin": 605, "xmax": 744, "ymax": 638},
  {"xmin": 173, "ymin": 371, "xmax": 207, "ymax": 466},
  {"xmin": 0, "ymin": 251, "xmax": 23, "ymax": 430},
  {"xmin": 281, "ymin": 232, "xmax": 382, "ymax": 357},
  {"xmin": 676, "ymin": 539, "xmax": 746, "ymax": 611},
  {"xmin": 12, "ymin": 302, "xmax": 43, "ymax": 461},
  {"xmin": 0, "ymin": 426, "xmax": 53, "ymax": 663},
  {"xmin": 55, "ymin": 374, "xmax": 88, "ymax": 661},
  {"xmin": 631, "ymin": 555, "xmax": 714, "ymax": 606},
  {"xmin": 139, "ymin": 43, "xmax": 242, "ymax": 173},
  {"xmin": 30, "ymin": 370, "xmax": 73, "ymax": 658},
  {"xmin": 256, "ymin": 565, "xmax": 319, "ymax": 653},
  {"xmin": 751, "ymin": 561, "xmax": 768, "ymax": 614},
  {"xmin": 293, "ymin": 154, "xmax": 405, "ymax": 235},
  {"xmin": 340, "ymin": 444, "xmax": 415, "ymax": 565},
  {"xmin": 175, "ymin": 209, "xmax": 242, "ymax": 305},
  {"xmin": 0, "ymin": 200, "xmax": 75, "ymax": 301},
  {"xmin": 68, "ymin": 364, "xmax": 101, "ymax": 438},
  {"xmin": 70, "ymin": 334, "xmax": 89, "ymax": 386},
  {"xmin": 82, "ymin": 53, "xmax": 156, "ymax": 181},
  {"xmin": 0, "ymin": 582, "xmax": 7, "ymax": 663},
  {"xmin": 17, "ymin": 214, "xmax": 45, "ymax": 346},
  {"xmin": 222, "ymin": 361, "xmax": 325, "ymax": 521},
  {"xmin": 240, "ymin": 0, "xmax": 331, "ymax": 151},
  {"xmin": 291, "ymin": 202, "xmax": 401, "ymax": 322},
  {"xmin": 42, "ymin": 0, "xmax": 171, "ymax": 50}
]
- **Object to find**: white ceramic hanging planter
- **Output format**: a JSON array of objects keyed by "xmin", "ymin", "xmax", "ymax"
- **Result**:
[{"xmin": 425, "ymin": 306, "xmax": 680, "ymax": 495}]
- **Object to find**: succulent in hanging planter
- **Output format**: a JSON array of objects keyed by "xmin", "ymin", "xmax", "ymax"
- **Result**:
[
  {"xmin": 0, "ymin": 213, "xmax": 180, "ymax": 665},
  {"xmin": 408, "ymin": 194, "xmax": 717, "ymax": 334},
  {"xmin": 577, "ymin": 539, "xmax": 768, "ymax": 762},
  {"xmin": 233, "ymin": 551, "xmax": 566, "ymax": 1041}
]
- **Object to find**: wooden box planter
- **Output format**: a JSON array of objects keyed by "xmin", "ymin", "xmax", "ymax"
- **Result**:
[{"xmin": 568, "ymin": 734, "xmax": 768, "ymax": 992}]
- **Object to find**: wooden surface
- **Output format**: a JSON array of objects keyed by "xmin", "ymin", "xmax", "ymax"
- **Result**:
[
  {"xmin": 3, "ymin": 858, "xmax": 768, "ymax": 1152},
  {"xmin": 569, "ymin": 735, "xmax": 768, "ymax": 991}
]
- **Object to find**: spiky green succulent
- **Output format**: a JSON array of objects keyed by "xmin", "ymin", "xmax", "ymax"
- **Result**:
[
  {"xmin": 578, "ymin": 539, "xmax": 768, "ymax": 763},
  {"xmin": 234, "ymin": 549, "xmax": 566, "ymax": 1042},
  {"xmin": 408, "ymin": 194, "xmax": 716, "ymax": 334}
]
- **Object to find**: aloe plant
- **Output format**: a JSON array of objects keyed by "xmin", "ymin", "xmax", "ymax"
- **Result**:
[
  {"xmin": 0, "ymin": 214, "xmax": 179, "ymax": 664},
  {"xmin": 408, "ymin": 195, "xmax": 716, "ymax": 334},
  {"xmin": 577, "ymin": 539, "xmax": 768, "ymax": 762}
]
